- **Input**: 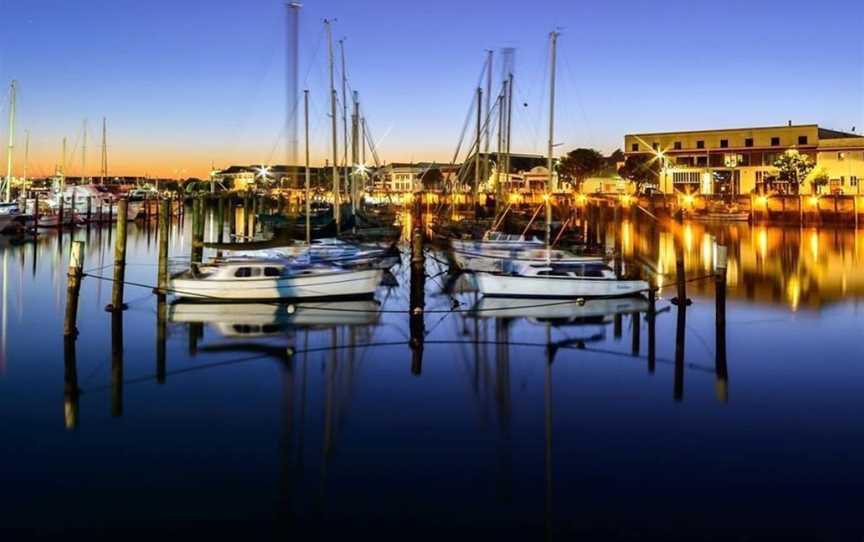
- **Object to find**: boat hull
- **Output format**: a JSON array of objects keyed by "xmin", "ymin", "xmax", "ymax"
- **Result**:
[
  {"xmin": 475, "ymin": 273, "xmax": 649, "ymax": 298},
  {"xmin": 169, "ymin": 268, "xmax": 384, "ymax": 301}
]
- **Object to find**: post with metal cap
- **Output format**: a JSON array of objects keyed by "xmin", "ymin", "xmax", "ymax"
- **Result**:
[
  {"xmin": 409, "ymin": 226, "xmax": 425, "ymax": 375},
  {"xmin": 64, "ymin": 241, "xmax": 85, "ymax": 337},
  {"xmin": 108, "ymin": 199, "xmax": 128, "ymax": 311}
]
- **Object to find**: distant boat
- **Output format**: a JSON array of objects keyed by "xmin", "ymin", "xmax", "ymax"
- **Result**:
[
  {"xmin": 475, "ymin": 261, "xmax": 649, "ymax": 298},
  {"xmin": 169, "ymin": 259, "xmax": 383, "ymax": 301}
]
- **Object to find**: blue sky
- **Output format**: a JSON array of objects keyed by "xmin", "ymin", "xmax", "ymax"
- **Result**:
[{"xmin": 0, "ymin": 0, "xmax": 862, "ymax": 177}]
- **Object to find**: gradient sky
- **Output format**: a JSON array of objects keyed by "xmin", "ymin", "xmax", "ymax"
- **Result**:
[{"xmin": 1, "ymin": 0, "xmax": 862, "ymax": 178}]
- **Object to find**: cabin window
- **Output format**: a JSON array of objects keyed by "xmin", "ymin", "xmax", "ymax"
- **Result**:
[
  {"xmin": 264, "ymin": 267, "xmax": 281, "ymax": 277},
  {"xmin": 234, "ymin": 267, "xmax": 262, "ymax": 278}
]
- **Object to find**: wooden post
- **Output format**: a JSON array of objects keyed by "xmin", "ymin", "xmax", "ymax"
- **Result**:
[
  {"xmin": 157, "ymin": 200, "xmax": 170, "ymax": 295},
  {"xmin": 32, "ymin": 191, "xmax": 39, "ymax": 234},
  {"xmin": 108, "ymin": 198, "xmax": 128, "ymax": 312},
  {"xmin": 70, "ymin": 191, "xmax": 76, "ymax": 225},
  {"xmin": 217, "ymin": 194, "xmax": 225, "ymax": 244},
  {"xmin": 409, "ymin": 226, "xmax": 425, "ymax": 375},
  {"xmin": 107, "ymin": 199, "xmax": 113, "ymax": 224},
  {"xmin": 58, "ymin": 195, "xmax": 65, "ymax": 229},
  {"xmin": 190, "ymin": 197, "xmax": 201, "ymax": 264},
  {"xmin": 63, "ymin": 241, "xmax": 85, "ymax": 336},
  {"xmin": 715, "ymin": 245, "xmax": 728, "ymax": 403},
  {"xmin": 85, "ymin": 196, "xmax": 92, "ymax": 223}
]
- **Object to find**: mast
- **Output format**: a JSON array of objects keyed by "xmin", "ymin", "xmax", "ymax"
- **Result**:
[
  {"xmin": 101, "ymin": 117, "xmax": 108, "ymax": 184},
  {"xmin": 361, "ymin": 117, "xmax": 366, "ymax": 166},
  {"xmin": 81, "ymin": 120, "xmax": 87, "ymax": 184},
  {"xmin": 545, "ymin": 31, "xmax": 559, "ymax": 249},
  {"xmin": 286, "ymin": 2, "xmax": 302, "ymax": 166},
  {"xmin": 484, "ymin": 51, "xmax": 493, "ymax": 155},
  {"xmin": 351, "ymin": 90, "xmax": 360, "ymax": 215},
  {"xmin": 474, "ymin": 87, "xmax": 482, "ymax": 214},
  {"xmin": 61, "ymin": 137, "xmax": 67, "ymax": 193},
  {"xmin": 22, "ymin": 130, "xmax": 29, "ymax": 197},
  {"xmin": 4, "ymin": 80, "xmax": 16, "ymax": 202},
  {"xmin": 304, "ymin": 89, "xmax": 311, "ymax": 246},
  {"xmin": 325, "ymin": 19, "xmax": 340, "ymax": 232},
  {"xmin": 339, "ymin": 39, "xmax": 349, "ymax": 217},
  {"xmin": 506, "ymin": 72, "xmax": 514, "ymax": 191}
]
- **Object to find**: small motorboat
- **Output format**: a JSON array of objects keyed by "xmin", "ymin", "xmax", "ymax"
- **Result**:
[
  {"xmin": 475, "ymin": 260, "xmax": 649, "ymax": 299},
  {"xmin": 0, "ymin": 202, "xmax": 23, "ymax": 233},
  {"xmin": 169, "ymin": 259, "xmax": 383, "ymax": 301}
]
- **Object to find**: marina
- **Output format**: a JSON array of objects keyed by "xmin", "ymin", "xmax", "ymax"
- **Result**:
[{"xmin": 2, "ymin": 0, "xmax": 863, "ymax": 538}]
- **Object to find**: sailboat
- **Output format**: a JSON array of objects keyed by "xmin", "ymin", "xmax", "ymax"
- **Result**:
[{"xmin": 474, "ymin": 32, "xmax": 648, "ymax": 299}]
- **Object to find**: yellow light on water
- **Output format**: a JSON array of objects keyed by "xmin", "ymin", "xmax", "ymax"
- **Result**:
[
  {"xmin": 756, "ymin": 195, "xmax": 768, "ymax": 207},
  {"xmin": 808, "ymin": 196, "xmax": 820, "ymax": 207},
  {"xmin": 508, "ymin": 192, "xmax": 521, "ymax": 204},
  {"xmin": 682, "ymin": 194, "xmax": 695, "ymax": 207},
  {"xmin": 620, "ymin": 194, "xmax": 632, "ymax": 206}
]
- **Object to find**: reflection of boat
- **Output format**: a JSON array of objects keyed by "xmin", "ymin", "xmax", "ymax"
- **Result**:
[
  {"xmin": 169, "ymin": 260, "xmax": 383, "ymax": 301},
  {"xmin": 476, "ymin": 261, "xmax": 649, "ymax": 298},
  {"xmin": 168, "ymin": 300, "xmax": 381, "ymax": 337},
  {"xmin": 468, "ymin": 296, "xmax": 649, "ymax": 324}
]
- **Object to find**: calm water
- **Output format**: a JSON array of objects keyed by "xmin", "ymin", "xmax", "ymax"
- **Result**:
[{"xmin": 1, "ymin": 216, "xmax": 863, "ymax": 538}]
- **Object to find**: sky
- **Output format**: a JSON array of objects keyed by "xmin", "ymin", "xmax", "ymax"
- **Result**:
[{"xmin": 0, "ymin": 0, "xmax": 862, "ymax": 178}]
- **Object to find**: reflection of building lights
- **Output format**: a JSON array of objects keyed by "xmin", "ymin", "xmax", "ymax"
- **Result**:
[
  {"xmin": 684, "ymin": 224, "xmax": 694, "ymax": 252},
  {"xmin": 808, "ymin": 196, "xmax": 820, "ymax": 207},
  {"xmin": 682, "ymin": 194, "xmax": 695, "ymax": 207},
  {"xmin": 542, "ymin": 193, "xmax": 551, "ymax": 202},
  {"xmin": 787, "ymin": 277, "xmax": 801, "ymax": 311},
  {"xmin": 758, "ymin": 228, "xmax": 768, "ymax": 259},
  {"xmin": 576, "ymin": 194, "xmax": 588, "ymax": 206},
  {"xmin": 620, "ymin": 194, "xmax": 632, "ymax": 206},
  {"xmin": 508, "ymin": 192, "xmax": 521, "ymax": 204},
  {"xmin": 809, "ymin": 230, "xmax": 819, "ymax": 262},
  {"xmin": 756, "ymin": 195, "xmax": 768, "ymax": 207}
]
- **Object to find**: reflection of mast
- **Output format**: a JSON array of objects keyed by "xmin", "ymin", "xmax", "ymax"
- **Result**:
[
  {"xmin": 111, "ymin": 311, "xmax": 124, "ymax": 417},
  {"xmin": 673, "ymin": 230, "xmax": 687, "ymax": 401},
  {"xmin": 544, "ymin": 324, "xmax": 554, "ymax": 535},
  {"xmin": 715, "ymin": 245, "xmax": 729, "ymax": 403},
  {"xmin": 1, "ymin": 251, "xmax": 7, "ymax": 374}
]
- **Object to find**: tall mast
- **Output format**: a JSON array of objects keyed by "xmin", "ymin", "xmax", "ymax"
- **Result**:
[
  {"xmin": 4, "ymin": 80, "xmax": 16, "ymax": 202},
  {"xmin": 23, "ymin": 130, "xmax": 29, "ymax": 196},
  {"xmin": 545, "ymin": 31, "xmax": 559, "ymax": 248},
  {"xmin": 304, "ymin": 89, "xmax": 311, "ymax": 246},
  {"xmin": 286, "ymin": 2, "xmax": 302, "ymax": 166},
  {"xmin": 339, "ymin": 39, "xmax": 349, "ymax": 215},
  {"xmin": 484, "ymin": 51, "xmax": 493, "ymax": 154},
  {"xmin": 61, "ymin": 137, "xmax": 67, "ymax": 193},
  {"xmin": 325, "ymin": 19, "xmax": 340, "ymax": 232},
  {"xmin": 361, "ymin": 117, "xmax": 366, "ymax": 165},
  {"xmin": 81, "ymin": 119, "xmax": 87, "ymax": 184},
  {"xmin": 474, "ymin": 87, "xmax": 482, "ymax": 214},
  {"xmin": 101, "ymin": 117, "xmax": 108, "ymax": 184},
  {"xmin": 351, "ymin": 90, "xmax": 360, "ymax": 214},
  {"xmin": 506, "ymin": 72, "xmax": 514, "ymax": 189}
]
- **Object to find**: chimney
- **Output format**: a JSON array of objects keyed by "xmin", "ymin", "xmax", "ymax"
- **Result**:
[{"xmin": 788, "ymin": 120, "xmax": 792, "ymax": 126}]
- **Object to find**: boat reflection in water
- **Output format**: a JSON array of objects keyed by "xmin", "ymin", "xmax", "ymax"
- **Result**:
[
  {"xmin": 467, "ymin": 296, "xmax": 649, "ymax": 327},
  {"xmin": 168, "ymin": 299, "xmax": 381, "ymax": 338}
]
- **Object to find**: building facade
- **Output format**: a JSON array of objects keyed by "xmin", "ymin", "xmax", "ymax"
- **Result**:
[{"xmin": 624, "ymin": 124, "xmax": 864, "ymax": 195}]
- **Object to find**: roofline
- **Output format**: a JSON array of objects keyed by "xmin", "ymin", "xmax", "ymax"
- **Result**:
[{"xmin": 625, "ymin": 124, "xmax": 820, "ymax": 138}]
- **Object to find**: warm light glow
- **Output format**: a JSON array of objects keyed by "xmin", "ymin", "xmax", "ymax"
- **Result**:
[
  {"xmin": 620, "ymin": 194, "xmax": 632, "ymax": 206},
  {"xmin": 682, "ymin": 194, "xmax": 695, "ymax": 207},
  {"xmin": 256, "ymin": 165, "xmax": 271, "ymax": 180},
  {"xmin": 808, "ymin": 196, "xmax": 820, "ymax": 207},
  {"xmin": 756, "ymin": 195, "xmax": 768, "ymax": 207},
  {"xmin": 542, "ymin": 193, "xmax": 551, "ymax": 202},
  {"xmin": 576, "ymin": 193, "xmax": 588, "ymax": 206},
  {"xmin": 508, "ymin": 192, "xmax": 521, "ymax": 204}
]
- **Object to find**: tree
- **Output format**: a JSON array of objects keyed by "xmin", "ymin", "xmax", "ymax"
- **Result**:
[
  {"xmin": 773, "ymin": 150, "xmax": 814, "ymax": 194},
  {"xmin": 808, "ymin": 168, "xmax": 830, "ymax": 195},
  {"xmin": 557, "ymin": 148, "xmax": 605, "ymax": 192},
  {"xmin": 419, "ymin": 167, "xmax": 444, "ymax": 191},
  {"xmin": 618, "ymin": 154, "xmax": 660, "ymax": 194}
]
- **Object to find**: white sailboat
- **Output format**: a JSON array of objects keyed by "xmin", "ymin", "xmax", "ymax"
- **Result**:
[
  {"xmin": 168, "ymin": 259, "xmax": 383, "ymax": 301},
  {"xmin": 1, "ymin": 81, "xmax": 19, "ymax": 233},
  {"xmin": 475, "ymin": 32, "xmax": 647, "ymax": 299},
  {"xmin": 469, "ymin": 295, "xmax": 649, "ymax": 321},
  {"xmin": 451, "ymin": 237, "xmax": 600, "ymax": 273}
]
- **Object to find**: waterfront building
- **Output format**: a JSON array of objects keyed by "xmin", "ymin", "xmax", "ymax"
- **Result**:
[
  {"xmin": 624, "ymin": 124, "xmax": 864, "ymax": 196},
  {"xmin": 213, "ymin": 165, "xmax": 329, "ymax": 191}
]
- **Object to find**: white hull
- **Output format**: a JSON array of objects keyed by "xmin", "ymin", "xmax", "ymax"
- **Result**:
[
  {"xmin": 169, "ymin": 268, "xmax": 383, "ymax": 301},
  {"xmin": 476, "ymin": 273, "xmax": 649, "ymax": 298}
]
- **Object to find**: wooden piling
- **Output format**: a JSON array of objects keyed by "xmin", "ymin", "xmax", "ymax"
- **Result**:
[
  {"xmin": 157, "ymin": 199, "xmax": 170, "ymax": 295},
  {"xmin": 108, "ymin": 199, "xmax": 129, "ymax": 312},
  {"xmin": 58, "ymin": 196, "xmax": 65, "ymax": 229},
  {"xmin": 63, "ymin": 241, "xmax": 85, "ymax": 337},
  {"xmin": 673, "ymin": 233, "xmax": 686, "ymax": 401},
  {"xmin": 32, "ymin": 191, "xmax": 39, "ymax": 234},
  {"xmin": 190, "ymin": 197, "xmax": 201, "ymax": 265},
  {"xmin": 409, "ymin": 226, "xmax": 426, "ymax": 375},
  {"xmin": 85, "ymin": 196, "xmax": 92, "ymax": 223}
]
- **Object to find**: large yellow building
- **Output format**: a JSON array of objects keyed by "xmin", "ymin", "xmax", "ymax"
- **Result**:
[{"xmin": 624, "ymin": 124, "xmax": 864, "ymax": 196}]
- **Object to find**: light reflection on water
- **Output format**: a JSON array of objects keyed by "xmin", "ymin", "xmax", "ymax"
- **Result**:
[{"xmin": 1, "ymin": 217, "xmax": 863, "ymax": 536}]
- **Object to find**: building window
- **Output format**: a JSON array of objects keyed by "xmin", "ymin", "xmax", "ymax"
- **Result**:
[
  {"xmin": 652, "ymin": 142, "xmax": 659, "ymax": 151},
  {"xmin": 720, "ymin": 139, "xmax": 729, "ymax": 148},
  {"xmin": 838, "ymin": 152, "xmax": 846, "ymax": 160},
  {"xmin": 798, "ymin": 136, "xmax": 808, "ymax": 145},
  {"xmin": 696, "ymin": 140, "xmax": 705, "ymax": 149},
  {"xmin": 771, "ymin": 137, "xmax": 780, "ymax": 146},
  {"xmin": 673, "ymin": 141, "xmax": 682, "ymax": 150},
  {"xmin": 631, "ymin": 143, "xmax": 639, "ymax": 152},
  {"xmin": 852, "ymin": 176, "xmax": 859, "ymax": 187},
  {"xmin": 745, "ymin": 138, "xmax": 754, "ymax": 147}
]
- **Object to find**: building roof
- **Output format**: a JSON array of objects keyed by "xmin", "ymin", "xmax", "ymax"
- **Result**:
[
  {"xmin": 626, "ymin": 124, "xmax": 819, "ymax": 137},
  {"xmin": 818, "ymin": 128, "xmax": 863, "ymax": 140}
]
